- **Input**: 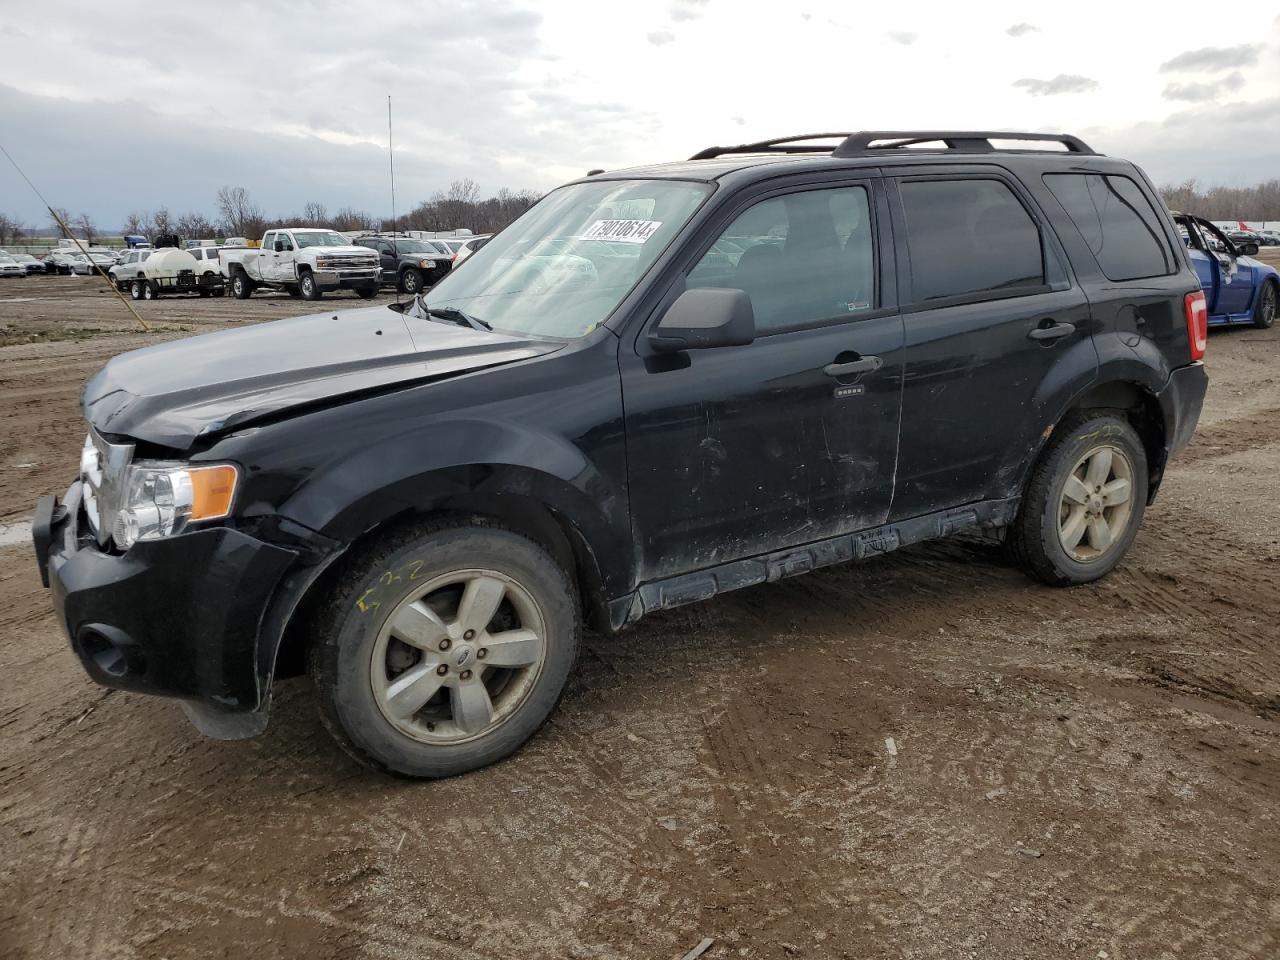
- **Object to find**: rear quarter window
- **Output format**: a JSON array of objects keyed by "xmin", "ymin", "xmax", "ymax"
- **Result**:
[{"xmin": 1044, "ymin": 173, "xmax": 1173, "ymax": 281}]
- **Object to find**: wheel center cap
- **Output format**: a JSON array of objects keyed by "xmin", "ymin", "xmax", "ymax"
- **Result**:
[{"xmin": 453, "ymin": 645, "xmax": 474, "ymax": 668}]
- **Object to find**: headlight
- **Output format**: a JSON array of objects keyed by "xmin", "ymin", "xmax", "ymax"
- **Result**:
[
  {"xmin": 112, "ymin": 462, "xmax": 239, "ymax": 550},
  {"xmin": 419, "ymin": 258, "xmax": 433, "ymax": 269}
]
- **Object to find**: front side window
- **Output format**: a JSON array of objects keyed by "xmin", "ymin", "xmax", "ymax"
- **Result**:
[
  {"xmin": 900, "ymin": 178, "xmax": 1045, "ymax": 302},
  {"xmin": 686, "ymin": 184, "xmax": 875, "ymax": 332},
  {"xmin": 422, "ymin": 179, "xmax": 711, "ymax": 338},
  {"xmin": 1045, "ymin": 173, "xmax": 1173, "ymax": 281}
]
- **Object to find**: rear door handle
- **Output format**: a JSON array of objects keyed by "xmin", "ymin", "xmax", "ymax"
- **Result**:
[
  {"xmin": 1028, "ymin": 320, "xmax": 1075, "ymax": 341},
  {"xmin": 823, "ymin": 355, "xmax": 882, "ymax": 377}
]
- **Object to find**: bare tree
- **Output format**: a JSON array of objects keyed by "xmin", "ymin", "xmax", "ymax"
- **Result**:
[
  {"xmin": 330, "ymin": 206, "xmax": 378, "ymax": 232},
  {"xmin": 74, "ymin": 213, "xmax": 99, "ymax": 245},
  {"xmin": 1159, "ymin": 178, "xmax": 1280, "ymax": 220},
  {"xmin": 0, "ymin": 213, "xmax": 14, "ymax": 244},
  {"xmin": 176, "ymin": 211, "xmax": 217, "ymax": 239},
  {"xmin": 302, "ymin": 201, "xmax": 328, "ymax": 226},
  {"xmin": 48, "ymin": 206, "xmax": 74, "ymax": 238},
  {"xmin": 216, "ymin": 185, "xmax": 264, "ymax": 237},
  {"xmin": 151, "ymin": 207, "xmax": 174, "ymax": 237}
]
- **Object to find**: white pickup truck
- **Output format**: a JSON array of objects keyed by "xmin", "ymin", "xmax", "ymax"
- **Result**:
[{"xmin": 220, "ymin": 228, "xmax": 381, "ymax": 300}]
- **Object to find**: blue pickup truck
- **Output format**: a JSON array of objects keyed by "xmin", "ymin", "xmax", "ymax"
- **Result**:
[{"xmin": 1175, "ymin": 213, "xmax": 1278, "ymax": 329}]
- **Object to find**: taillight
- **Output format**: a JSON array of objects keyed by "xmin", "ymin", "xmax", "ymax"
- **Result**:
[{"xmin": 1184, "ymin": 290, "xmax": 1207, "ymax": 361}]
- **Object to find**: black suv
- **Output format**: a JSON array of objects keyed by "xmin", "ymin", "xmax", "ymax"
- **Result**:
[
  {"xmin": 34, "ymin": 131, "xmax": 1208, "ymax": 778},
  {"xmin": 352, "ymin": 234, "xmax": 452, "ymax": 294}
]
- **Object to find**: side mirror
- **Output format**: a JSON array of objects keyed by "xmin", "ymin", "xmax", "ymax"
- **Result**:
[
  {"xmin": 273, "ymin": 240, "xmax": 285, "ymax": 252},
  {"xmin": 1240, "ymin": 242, "xmax": 1259, "ymax": 256},
  {"xmin": 649, "ymin": 287, "xmax": 755, "ymax": 353}
]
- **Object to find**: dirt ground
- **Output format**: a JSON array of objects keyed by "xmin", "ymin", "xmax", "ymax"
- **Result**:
[{"xmin": 1, "ymin": 263, "xmax": 1279, "ymax": 960}]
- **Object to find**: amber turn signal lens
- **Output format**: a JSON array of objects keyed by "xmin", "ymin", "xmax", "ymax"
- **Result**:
[{"xmin": 188, "ymin": 465, "xmax": 239, "ymax": 520}]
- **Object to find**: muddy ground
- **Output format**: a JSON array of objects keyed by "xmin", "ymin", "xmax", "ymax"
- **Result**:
[{"xmin": 1, "ymin": 264, "xmax": 1279, "ymax": 959}]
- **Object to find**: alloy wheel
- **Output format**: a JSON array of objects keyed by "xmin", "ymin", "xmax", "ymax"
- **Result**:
[
  {"xmin": 1058, "ymin": 444, "xmax": 1134, "ymax": 562},
  {"xmin": 370, "ymin": 569, "xmax": 547, "ymax": 744}
]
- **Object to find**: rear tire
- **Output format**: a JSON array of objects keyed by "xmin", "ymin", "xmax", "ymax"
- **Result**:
[
  {"xmin": 142, "ymin": 280, "xmax": 158, "ymax": 300},
  {"xmin": 299, "ymin": 270, "xmax": 322, "ymax": 300},
  {"xmin": 232, "ymin": 271, "xmax": 254, "ymax": 299},
  {"xmin": 130, "ymin": 279, "xmax": 145, "ymax": 300},
  {"xmin": 1253, "ymin": 280, "xmax": 1276, "ymax": 329},
  {"xmin": 308, "ymin": 520, "xmax": 580, "ymax": 778},
  {"xmin": 1007, "ymin": 412, "xmax": 1148, "ymax": 586}
]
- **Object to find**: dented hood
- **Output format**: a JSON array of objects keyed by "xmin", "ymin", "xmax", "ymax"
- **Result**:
[{"xmin": 83, "ymin": 304, "xmax": 561, "ymax": 449}]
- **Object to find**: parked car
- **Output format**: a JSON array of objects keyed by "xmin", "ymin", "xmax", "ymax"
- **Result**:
[
  {"xmin": 1226, "ymin": 230, "xmax": 1263, "ymax": 248},
  {"xmin": 220, "ymin": 228, "xmax": 380, "ymax": 300},
  {"xmin": 44, "ymin": 251, "xmax": 92, "ymax": 275},
  {"xmin": 186, "ymin": 245, "xmax": 225, "ymax": 284},
  {"xmin": 1175, "ymin": 213, "xmax": 1277, "ymax": 329},
  {"xmin": 84, "ymin": 249, "xmax": 117, "ymax": 273},
  {"xmin": 1256, "ymin": 230, "xmax": 1280, "ymax": 246},
  {"xmin": 108, "ymin": 249, "xmax": 154, "ymax": 288},
  {"xmin": 33, "ymin": 129, "xmax": 1209, "ymax": 779},
  {"xmin": 12, "ymin": 254, "xmax": 47, "ymax": 276},
  {"xmin": 0, "ymin": 255, "xmax": 24, "ymax": 278},
  {"xmin": 352, "ymin": 234, "xmax": 452, "ymax": 293},
  {"xmin": 451, "ymin": 234, "xmax": 492, "ymax": 268}
]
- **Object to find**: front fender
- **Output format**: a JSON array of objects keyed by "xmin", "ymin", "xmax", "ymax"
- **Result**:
[{"xmin": 276, "ymin": 416, "xmax": 633, "ymax": 596}]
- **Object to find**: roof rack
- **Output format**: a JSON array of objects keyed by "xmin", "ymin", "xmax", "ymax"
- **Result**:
[{"xmin": 689, "ymin": 130, "xmax": 1096, "ymax": 161}]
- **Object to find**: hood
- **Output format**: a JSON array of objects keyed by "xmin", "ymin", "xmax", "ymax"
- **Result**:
[
  {"xmin": 309, "ymin": 245, "xmax": 373, "ymax": 256},
  {"xmin": 84, "ymin": 305, "xmax": 562, "ymax": 449}
]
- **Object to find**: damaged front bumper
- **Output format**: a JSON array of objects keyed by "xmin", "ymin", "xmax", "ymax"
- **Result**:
[{"xmin": 32, "ymin": 480, "xmax": 328, "ymax": 739}]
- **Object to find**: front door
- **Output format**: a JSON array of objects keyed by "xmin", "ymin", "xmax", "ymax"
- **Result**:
[
  {"xmin": 621, "ymin": 179, "xmax": 904, "ymax": 582},
  {"xmin": 887, "ymin": 172, "xmax": 1094, "ymax": 519}
]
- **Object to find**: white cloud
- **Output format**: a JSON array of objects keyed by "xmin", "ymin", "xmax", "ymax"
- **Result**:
[{"xmin": 1, "ymin": 0, "xmax": 1278, "ymax": 226}]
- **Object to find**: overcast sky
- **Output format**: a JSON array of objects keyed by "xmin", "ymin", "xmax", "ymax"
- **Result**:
[{"xmin": 2, "ymin": 0, "xmax": 1278, "ymax": 229}]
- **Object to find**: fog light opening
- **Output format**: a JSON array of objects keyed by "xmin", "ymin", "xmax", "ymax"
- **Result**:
[{"xmin": 79, "ymin": 627, "xmax": 130, "ymax": 678}]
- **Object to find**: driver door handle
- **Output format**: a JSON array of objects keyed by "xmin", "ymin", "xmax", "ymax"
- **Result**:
[
  {"xmin": 823, "ymin": 355, "xmax": 882, "ymax": 377},
  {"xmin": 1027, "ymin": 320, "xmax": 1075, "ymax": 341}
]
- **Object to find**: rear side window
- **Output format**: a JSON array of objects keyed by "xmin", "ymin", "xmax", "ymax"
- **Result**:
[
  {"xmin": 1044, "ymin": 173, "xmax": 1173, "ymax": 281},
  {"xmin": 899, "ymin": 178, "xmax": 1044, "ymax": 302}
]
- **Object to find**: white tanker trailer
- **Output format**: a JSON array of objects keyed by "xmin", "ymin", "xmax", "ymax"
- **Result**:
[{"xmin": 127, "ymin": 246, "xmax": 225, "ymax": 300}]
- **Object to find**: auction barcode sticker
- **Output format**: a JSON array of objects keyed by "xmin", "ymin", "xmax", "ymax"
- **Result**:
[{"xmin": 580, "ymin": 219, "xmax": 663, "ymax": 243}]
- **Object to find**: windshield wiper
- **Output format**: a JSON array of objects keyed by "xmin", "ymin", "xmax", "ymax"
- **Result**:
[{"xmin": 423, "ymin": 303, "xmax": 492, "ymax": 332}]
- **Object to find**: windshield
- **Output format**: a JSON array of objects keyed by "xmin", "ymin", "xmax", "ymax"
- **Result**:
[
  {"xmin": 392, "ymin": 239, "xmax": 442, "ymax": 255},
  {"xmin": 293, "ymin": 231, "xmax": 352, "ymax": 248},
  {"xmin": 419, "ymin": 179, "xmax": 711, "ymax": 338}
]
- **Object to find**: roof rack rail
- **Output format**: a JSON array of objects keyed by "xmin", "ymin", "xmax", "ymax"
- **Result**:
[
  {"xmin": 833, "ymin": 130, "xmax": 1095, "ymax": 156},
  {"xmin": 689, "ymin": 133, "xmax": 858, "ymax": 161},
  {"xmin": 689, "ymin": 130, "xmax": 1096, "ymax": 161}
]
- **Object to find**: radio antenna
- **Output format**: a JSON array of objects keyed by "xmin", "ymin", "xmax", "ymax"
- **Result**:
[{"xmin": 387, "ymin": 94, "xmax": 404, "ymax": 308}]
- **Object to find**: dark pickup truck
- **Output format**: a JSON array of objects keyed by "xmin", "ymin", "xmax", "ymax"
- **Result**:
[{"xmin": 34, "ymin": 130, "xmax": 1207, "ymax": 778}]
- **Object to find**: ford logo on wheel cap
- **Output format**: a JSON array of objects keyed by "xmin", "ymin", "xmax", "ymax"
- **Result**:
[{"xmin": 455, "ymin": 647, "xmax": 473, "ymax": 667}]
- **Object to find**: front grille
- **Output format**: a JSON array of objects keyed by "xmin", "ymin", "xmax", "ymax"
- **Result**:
[{"xmin": 316, "ymin": 255, "xmax": 379, "ymax": 270}]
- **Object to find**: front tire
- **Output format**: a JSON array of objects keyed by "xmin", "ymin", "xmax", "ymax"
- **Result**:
[
  {"xmin": 309, "ymin": 521, "xmax": 580, "ymax": 778},
  {"xmin": 354, "ymin": 283, "xmax": 378, "ymax": 300},
  {"xmin": 1253, "ymin": 280, "xmax": 1276, "ymax": 330},
  {"xmin": 299, "ymin": 271, "xmax": 322, "ymax": 300},
  {"xmin": 399, "ymin": 268, "xmax": 423, "ymax": 294},
  {"xmin": 1007, "ymin": 412, "xmax": 1148, "ymax": 586},
  {"xmin": 130, "ymin": 279, "xmax": 145, "ymax": 300},
  {"xmin": 232, "ymin": 271, "xmax": 254, "ymax": 299}
]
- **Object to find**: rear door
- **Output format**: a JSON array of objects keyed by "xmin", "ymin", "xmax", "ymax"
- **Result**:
[
  {"xmin": 621, "ymin": 176, "xmax": 905, "ymax": 582},
  {"xmin": 887, "ymin": 170, "xmax": 1093, "ymax": 520}
]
